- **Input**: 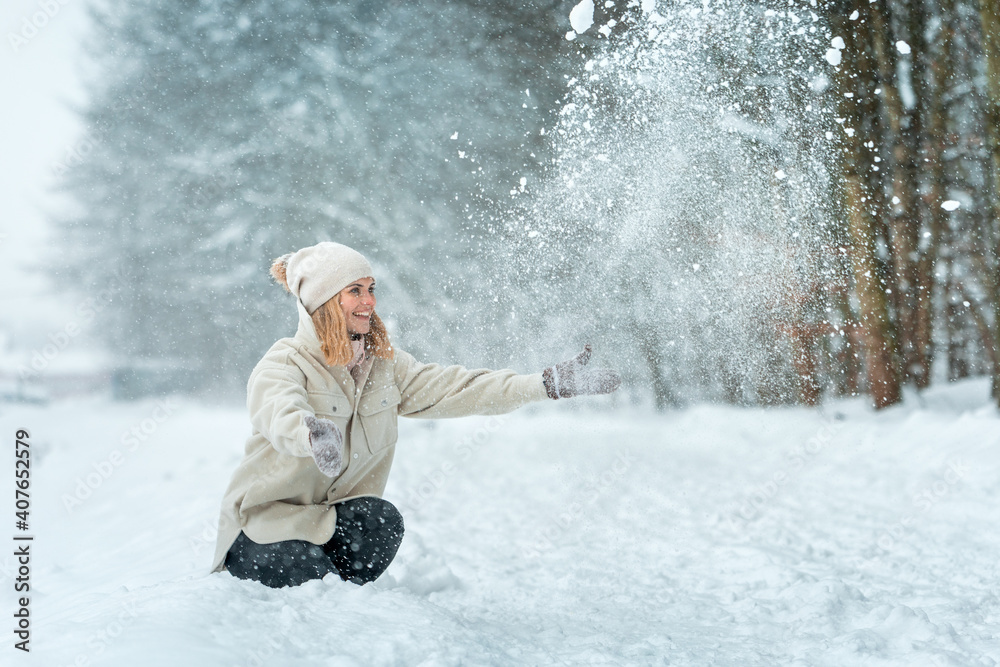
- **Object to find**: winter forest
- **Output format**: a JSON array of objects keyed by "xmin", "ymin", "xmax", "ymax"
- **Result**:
[
  {"xmin": 3, "ymin": 0, "xmax": 1000, "ymax": 665},
  {"xmin": 38, "ymin": 0, "xmax": 1000, "ymax": 410}
]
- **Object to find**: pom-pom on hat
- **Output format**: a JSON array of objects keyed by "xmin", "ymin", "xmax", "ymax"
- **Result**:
[{"xmin": 285, "ymin": 242, "xmax": 374, "ymax": 314}]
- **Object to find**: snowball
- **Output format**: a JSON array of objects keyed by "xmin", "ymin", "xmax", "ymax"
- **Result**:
[
  {"xmin": 450, "ymin": 132, "xmax": 458, "ymax": 140},
  {"xmin": 849, "ymin": 10, "xmax": 859, "ymax": 20},
  {"xmin": 831, "ymin": 36, "xmax": 846, "ymax": 50},
  {"xmin": 810, "ymin": 74, "xmax": 831, "ymax": 93},
  {"xmin": 825, "ymin": 49, "xmax": 843, "ymax": 66},
  {"xmin": 569, "ymin": 0, "xmax": 595, "ymax": 34},
  {"xmin": 565, "ymin": 31, "xmax": 577, "ymax": 41},
  {"xmin": 896, "ymin": 40, "xmax": 911, "ymax": 54},
  {"xmin": 942, "ymin": 200, "xmax": 961, "ymax": 211}
]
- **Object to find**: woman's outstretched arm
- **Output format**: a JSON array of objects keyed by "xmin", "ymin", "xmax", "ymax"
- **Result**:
[{"xmin": 392, "ymin": 346, "xmax": 620, "ymax": 419}]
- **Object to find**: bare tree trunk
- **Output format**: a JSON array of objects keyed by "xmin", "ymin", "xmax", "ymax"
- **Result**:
[
  {"xmin": 844, "ymin": 175, "xmax": 903, "ymax": 407},
  {"xmin": 959, "ymin": 282, "xmax": 1000, "ymax": 376},
  {"xmin": 916, "ymin": 0, "xmax": 956, "ymax": 391},
  {"xmin": 638, "ymin": 329, "xmax": 679, "ymax": 411},
  {"xmin": 834, "ymin": 5, "xmax": 902, "ymax": 409},
  {"xmin": 869, "ymin": 0, "xmax": 925, "ymax": 386},
  {"xmin": 788, "ymin": 325, "xmax": 821, "ymax": 406},
  {"xmin": 979, "ymin": 0, "xmax": 1000, "ymax": 404}
]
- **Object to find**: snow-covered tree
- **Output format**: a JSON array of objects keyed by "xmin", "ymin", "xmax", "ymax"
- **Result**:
[{"xmin": 54, "ymin": 0, "xmax": 573, "ymax": 395}]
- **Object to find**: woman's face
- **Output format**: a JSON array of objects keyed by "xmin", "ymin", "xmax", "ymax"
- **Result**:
[{"xmin": 338, "ymin": 277, "xmax": 376, "ymax": 335}]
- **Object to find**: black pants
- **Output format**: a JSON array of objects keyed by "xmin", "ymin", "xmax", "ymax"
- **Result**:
[{"xmin": 224, "ymin": 496, "xmax": 404, "ymax": 588}]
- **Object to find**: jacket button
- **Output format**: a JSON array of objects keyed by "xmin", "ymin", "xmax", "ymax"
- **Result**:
[
  {"xmin": 331, "ymin": 406, "xmax": 337, "ymax": 412},
  {"xmin": 381, "ymin": 399, "xmax": 387, "ymax": 406},
  {"xmin": 353, "ymin": 453, "xmax": 358, "ymax": 459}
]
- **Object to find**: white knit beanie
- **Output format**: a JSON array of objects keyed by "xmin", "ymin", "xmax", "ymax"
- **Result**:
[{"xmin": 285, "ymin": 242, "xmax": 374, "ymax": 314}]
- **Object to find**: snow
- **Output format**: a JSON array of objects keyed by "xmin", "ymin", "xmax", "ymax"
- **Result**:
[
  {"xmin": 942, "ymin": 200, "xmax": 961, "ymax": 211},
  {"xmin": 2, "ymin": 379, "xmax": 998, "ymax": 665},
  {"xmin": 896, "ymin": 41, "xmax": 912, "ymax": 55},
  {"xmin": 898, "ymin": 56, "xmax": 917, "ymax": 110},
  {"xmin": 569, "ymin": 0, "xmax": 595, "ymax": 35},
  {"xmin": 826, "ymin": 37, "xmax": 845, "ymax": 66}
]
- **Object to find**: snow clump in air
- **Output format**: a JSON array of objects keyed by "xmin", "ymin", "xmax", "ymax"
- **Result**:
[
  {"xmin": 570, "ymin": 0, "xmax": 595, "ymax": 34},
  {"xmin": 826, "ymin": 37, "xmax": 845, "ymax": 66}
]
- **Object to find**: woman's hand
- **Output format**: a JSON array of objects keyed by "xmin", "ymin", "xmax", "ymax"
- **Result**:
[
  {"xmin": 304, "ymin": 415, "xmax": 344, "ymax": 477},
  {"xmin": 542, "ymin": 345, "xmax": 622, "ymax": 399}
]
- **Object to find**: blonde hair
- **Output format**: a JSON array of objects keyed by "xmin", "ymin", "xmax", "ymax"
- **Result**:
[{"xmin": 270, "ymin": 254, "xmax": 394, "ymax": 366}]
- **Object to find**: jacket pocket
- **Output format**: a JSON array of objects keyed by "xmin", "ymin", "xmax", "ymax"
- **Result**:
[
  {"xmin": 357, "ymin": 385, "xmax": 402, "ymax": 453},
  {"xmin": 307, "ymin": 390, "xmax": 351, "ymax": 421},
  {"xmin": 306, "ymin": 391, "xmax": 352, "ymax": 467}
]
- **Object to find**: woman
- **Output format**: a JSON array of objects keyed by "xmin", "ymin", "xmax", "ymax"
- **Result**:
[{"xmin": 211, "ymin": 241, "xmax": 621, "ymax": 587}]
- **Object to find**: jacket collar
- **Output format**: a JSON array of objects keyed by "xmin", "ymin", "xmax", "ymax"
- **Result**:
[{"xmin": 293, "ymin": 298, "xmax": 325, "ymax": 363}]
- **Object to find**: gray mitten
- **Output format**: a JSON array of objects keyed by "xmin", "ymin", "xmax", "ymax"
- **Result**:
[
  {"xmin": 303, "ymin": 414, "xmax": 344, "ymax": 477},
  {"xmin": 542, "ymin": 344, "xmax": 622, "ymax": 399}
]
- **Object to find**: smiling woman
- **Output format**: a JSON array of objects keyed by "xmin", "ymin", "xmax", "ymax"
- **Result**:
[
  {"xmin": 211, "ymin": 241, "xmax": 621, "ymax": 588},
  {"xmin": 339, "ymin": 278, "xmax": 376, "ymax": 333}
]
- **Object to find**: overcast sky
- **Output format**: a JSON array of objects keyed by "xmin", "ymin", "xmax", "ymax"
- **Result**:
[{"xmin": 1, "ymin": 0, "xmax": 89, "ymax": 351}]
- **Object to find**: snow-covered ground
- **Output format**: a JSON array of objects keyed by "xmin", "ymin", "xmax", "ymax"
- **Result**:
[{"xmin": 0, "ymin": 379, "xmax": 997, "ymax": 666}]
